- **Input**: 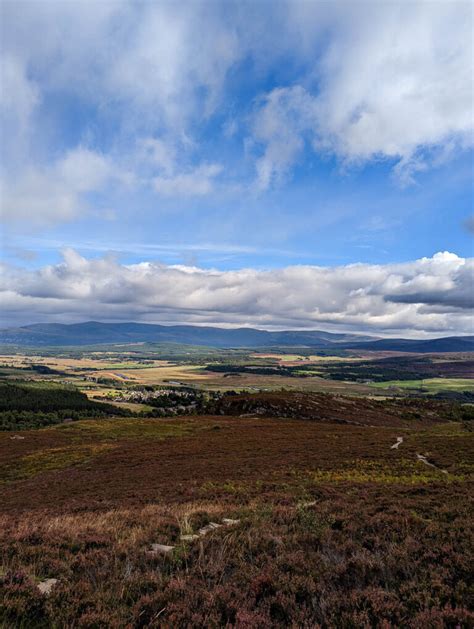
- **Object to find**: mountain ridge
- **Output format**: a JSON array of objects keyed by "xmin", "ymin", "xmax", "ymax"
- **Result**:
[{"xmin": 0, "ymin": 321, "xmax": 473, "ymax": 352}]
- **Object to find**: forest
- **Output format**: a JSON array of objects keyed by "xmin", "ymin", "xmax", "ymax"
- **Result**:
[{"xmin": 0, "ymin": 383, "xmax": 127, "ymax": 430}]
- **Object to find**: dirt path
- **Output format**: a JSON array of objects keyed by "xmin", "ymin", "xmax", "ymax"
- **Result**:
[
  {"xmin": 391, "ymin": 437, "xmax": 403, "ymax": 449},
  {"xmin": 416, "ymin": 453, "xmax": 448, "ymax": 475},
  {"xmin": 390, "ymin": 436, "xmax": 449, "ymax": 475}
]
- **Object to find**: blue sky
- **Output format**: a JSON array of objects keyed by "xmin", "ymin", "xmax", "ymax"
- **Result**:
[{"xmin": 1, "ymin": 1, "xmax": 473, "ymax": 334}]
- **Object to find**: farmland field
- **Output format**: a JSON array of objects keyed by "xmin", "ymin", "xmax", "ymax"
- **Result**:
[
  {"xmin": 2, "ymin": 347, "xmax": 472, "ymax": 396},
  {"xmin": 371, "ymin": 377, "xmax": 474, "ymax": 393}
]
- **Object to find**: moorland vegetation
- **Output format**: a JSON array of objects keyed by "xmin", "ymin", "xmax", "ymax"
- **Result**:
[{"xmin": 1, "ymin": 347, "xmax": 473, "ymax": 626}]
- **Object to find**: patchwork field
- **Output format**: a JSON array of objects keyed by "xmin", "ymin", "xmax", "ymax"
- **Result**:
[
  {"xmin": 250, "ymin": 353, "xmax": 358, "ymax": 364},
  {"xmin": 2, "ymin": 348, "xmax": 473, "ymax": 398},
  {"xmin": 0, "ymin": 350, "xmax": 376, "ymax": 395}
]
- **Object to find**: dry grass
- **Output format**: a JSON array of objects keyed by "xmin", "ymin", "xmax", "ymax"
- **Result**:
[
  {"xmin": 250, "ymin": 353, "xmax": 358, "ymax": 364},
  {"xmin": 1, "ymin": 413, "xmax": 471, "ymax": 511},
  {"xmin": 110, "ymin": 364, "xmax": 208, "ymax": 384},
  {"xmin": 1, "ymin": 484, "xmax": 473, "ymax": 627},
  {"xmin": 0, "ymin": 444, "xmax": 114, "ymax": 484}
]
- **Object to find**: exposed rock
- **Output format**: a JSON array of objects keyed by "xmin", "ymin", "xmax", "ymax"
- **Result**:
[
  {"xmin": 211, "ymin": 391, "xmax": 450, "ymax": 428},
  {"xmin": 147, "ymin": 543, "xmax": 175, "ymax": 556},
  {"xmin": 180, "ymin": 534, "xmax": 200, "ymax": 542},
  {"xmin": 37, "ymin": 578, "xmax": 58, "ymax": 595},
  {"xmin": 391, "ymin": 437, "xmax": 403, "ymax": 449},
  {"xmin": 222, "ymin": 518, "xmax": 240, "ymax": 526},
  {"xmin": 199, "ymin": 522, "xmax": 222, "ymax": 536},
  {"xmin": 416, "ymin": 453, "xmax": 448, "ymax": 474}
]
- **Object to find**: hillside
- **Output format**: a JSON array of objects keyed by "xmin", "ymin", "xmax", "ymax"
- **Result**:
[
  {"xmin": 209, "ymin": 391, "xmax": 466, "ymax": 427},
  {"xmin": 345, "ymin": 336, "xmax": 474, "ymax": 353},
  {"xmin": 1, "ymin": 407, "xmax": 473, "ymax": 627},
  {"xmin": 1, "ymin": 321, "xmax": 473, "ymax": 352}
]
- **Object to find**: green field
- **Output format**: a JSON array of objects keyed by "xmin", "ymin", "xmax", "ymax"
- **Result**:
[{"xmin": 372, "ymin": 377, "xmax": 474, "ymax": 393}]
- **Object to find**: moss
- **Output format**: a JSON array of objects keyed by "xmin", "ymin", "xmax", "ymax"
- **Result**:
[
  {"xmin": 0, "ymin": 444, "xmax": 113, "ymax": 483},
  {"xmin": 52, "ymin": 417, "xmax": 201, "ymax": 441},
  {"xmin": 1, "ymin": 418, "xmax": 206, "ymax": 483},
  {"xmin": 371, "ymin": 378, "xmax": 474, "ymax": 393},
  {"xmin": 308, "ymin": 457, "xmax": 463, "ymax": 484}
]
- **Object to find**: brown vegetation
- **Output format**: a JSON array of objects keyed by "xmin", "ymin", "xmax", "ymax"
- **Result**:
[
  {"xmin": 1, "ymin": 401, "xmax": 473, "ymax": 626},
  {"xmin": 210, "ymin": 391, "xmax": 461, "ymax": 427}
]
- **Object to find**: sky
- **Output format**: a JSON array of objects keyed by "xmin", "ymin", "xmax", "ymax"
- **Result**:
[{"xmin": 0, "ymin": 0, "xmax": 473, "ymax": 336}]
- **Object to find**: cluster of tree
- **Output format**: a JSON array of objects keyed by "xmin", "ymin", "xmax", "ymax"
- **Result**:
[
  {"xmin": 0, "ymin": 407, "xmax": 131, "ymax": 431},
  {"xmin": 319, "ymin": 356, "xmax": 474, "ymax": 383},
  {"xmin": 0, "ymin": 383, "xmax": 129, "ymax": 430},
  {"xmin": 0, "ymin": 382, "xmax": 232, "ymax": 430},
  {"xmin": 0, "ymin": 382, "xmax": 123, "ymax": 413},
  {"xmin": 205, "ymin": 364, "xmax": 309, "ymax": 377},
  {"xmin": 319, "ymin": 362, "xmax": 434, "ymax": 383},
  {"xmin": 431, "ymin": 391, "xmax": 474, "ymax": 406},
  {"xmin": 321, "ymin": 370, "xmax": 434, "ymax": 383},
  {"xmin": 29, "ymin": 364, "xmax": 64, "ymax": 375},
  {"xmin": 145, "ymin": 390, "xmax": 204, "ymax": 409},
  {"xmin": 0, "ymin": 364, "xmax": 64, "ymax": 375},
  {"xmin": 111, "ymin": 386, "xmax": 224, "ymax": 416},
  {"xmin": 377, "ymin": 395, "xmax": 474, "ymax": 421}
]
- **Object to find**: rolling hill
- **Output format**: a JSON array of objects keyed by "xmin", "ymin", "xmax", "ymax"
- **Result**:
[{"xmin": 0, "ymin": 321, "xmax": 473, "ymax": 352}]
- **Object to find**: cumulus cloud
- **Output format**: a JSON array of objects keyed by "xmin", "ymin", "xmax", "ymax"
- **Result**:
[
  {"xmin": 383, "ymin": 252, "xmax": 474, "ymax": 310},
  {"xmin": 1, "ymin": 250, "xmax": 472, "ymax": 336},
  {"xmin": 253, "ymin": 1, "xmax": 473, "ymax": 188}
]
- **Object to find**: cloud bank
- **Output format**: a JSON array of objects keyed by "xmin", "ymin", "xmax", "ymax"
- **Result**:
[{"xmin": 2, "ymin": 251, "xmax": 472, "ymax": 336}]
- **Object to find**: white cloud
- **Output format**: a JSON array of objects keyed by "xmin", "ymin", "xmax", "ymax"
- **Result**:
[
  {"xmin": 1, "ymin": 148, "xmax": 115, "ymax": 225},
  {"xmin": 135, "ymin": 137, "xmax": 223, "ymax": 196},
  {"xmin": 1, "ymin": 250, "xmax": 472, "ymax": 335},
  {"xmin": 1, "ymin": 1, "xmax": 241, "ymax": 131},
  {"xmin": 105, "ymin": 3, "xmax": 240, "ymax": 127},
  {"xmin": 0, "ymin": 2, "xmax": 239, "ymax": 225},
  {"xmin": 153, "ymin": 163, "xmax": 223, "ymax": 196},
  {"xmin": 253, "ymin": 1, "xmax": 473, "ymax": 188},
  {"xmin": 318, "ymin": 3, "xmax": 472, "ymax": 168},
  {"xmin": 253, "ymin": 86, "xmax": 318, "ymax": 190},
  {"xmin": 0, "ymin": 55, "xmax": 39, "ymax": 137},
  {"xmin": 0, "ymin": 55, "xmax": 40, "ymax": 168},
  {"xmin": 0, "ymin": 0, "xmax": 472, "ymax": 219},
  {"xmin": 137, "ymin": 138, "xmax": 177, "ymax": 176}
]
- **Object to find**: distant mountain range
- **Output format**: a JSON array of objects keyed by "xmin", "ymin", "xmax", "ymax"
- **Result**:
[{"xmin": 0, "ymin": 321, "xmax": 473, "ymax": 353}]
